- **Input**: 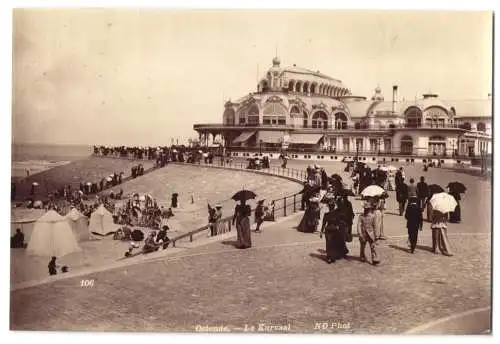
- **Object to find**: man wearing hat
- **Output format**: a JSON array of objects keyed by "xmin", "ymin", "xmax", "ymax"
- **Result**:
[
  {"xmin": 255, "ymin": 200, "xmax": 265, "ymax": 232},
  {"xmin": 357, "ymin": 202, "xmax": 380, "ymax": 265}
]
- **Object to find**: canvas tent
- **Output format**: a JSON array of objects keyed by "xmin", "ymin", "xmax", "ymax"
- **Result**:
[
  {"xmin": 65, "ymin": 207, "xmax": 90, "ymax": 242},
  {"xmin": 89, "ymin": 205, "xmax": 120, "ymax": 236},
  {"xmin": 27, "ymin": 210, "xmax": 81, "ymax": 257}
]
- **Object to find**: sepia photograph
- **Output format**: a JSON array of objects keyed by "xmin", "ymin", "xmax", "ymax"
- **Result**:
[{"xmin": 7, "ymin": 4, "xmax": 493, "ymax": 337}]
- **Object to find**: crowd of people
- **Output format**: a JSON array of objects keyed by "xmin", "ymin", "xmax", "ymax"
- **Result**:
[{"xmin": 295, "ymin": 159, "xmax": 465, "ymax": 265}]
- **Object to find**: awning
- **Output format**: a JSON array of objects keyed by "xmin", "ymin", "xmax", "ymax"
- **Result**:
[
  {"xmin": 288, "ymin": 134, "xmax": 324, "ymax": 145},
  {"xmin": 258, "ymin": 131, "xmax": 284, "ymax": 144},
  {"xmin": 233, "ymin": 131, "xmax": 256, "ymax": 143}
]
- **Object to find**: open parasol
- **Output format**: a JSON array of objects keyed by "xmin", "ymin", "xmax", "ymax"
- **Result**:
[
  {"xmin": 361, "ymin": 185, "xmax": 385, "ymax": 197},
  {"xmin": 330, "ymin": 173, "xmax": 342, "ymax": 181},
  {"xmin": 447, "ymin": 182, "xmax": 466, "ymax": 194},
  {"xmin": 428, "ymin": 184, "xmax": 444, "ymax": 198},
  {"xmin": 232, "ymin": 189, "xmax": 257, "ymax": 202},
  {"xmin": 430, "ymin": 192, "xmax": 458, "ymax": 214}
]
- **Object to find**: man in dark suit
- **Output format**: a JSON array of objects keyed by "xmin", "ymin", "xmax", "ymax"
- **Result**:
[
  {"xmin": 405, "ymin": 198, "xmax": 423, "ymax": 253},
  {"xmin": 416, "ymin": 176, "xmax": 429, "ymax": 211}
]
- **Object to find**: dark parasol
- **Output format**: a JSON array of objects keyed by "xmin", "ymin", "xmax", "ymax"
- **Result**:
[
  {"xmin": 231, "ymin": 189, "xmax": 257, "ymax": 202},
  {"xmin": 428, "ymin": 184, "xmax": 445, "ymax": 198},
  {"xmin": 447, "ymin": 181, "xmax": 466, "ymax": 194}
]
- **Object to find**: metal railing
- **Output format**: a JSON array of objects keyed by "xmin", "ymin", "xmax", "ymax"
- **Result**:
[
  {"xmin": 227, "ymin": 146, "xmax": 472, "ymax": 159},
  {"xmin": 170, "ymin": 160, "xmax": 305, "ymax": 247}
]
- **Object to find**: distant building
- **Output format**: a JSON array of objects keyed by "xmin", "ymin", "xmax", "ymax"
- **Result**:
[{"xmin": 194, "ymin": 57, "xmax": 491, "ymax": 160}]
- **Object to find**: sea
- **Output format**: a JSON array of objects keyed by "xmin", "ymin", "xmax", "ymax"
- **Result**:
[{"xmin": 11, "ymin": 143, "xmax": 92, "ymax": 180}]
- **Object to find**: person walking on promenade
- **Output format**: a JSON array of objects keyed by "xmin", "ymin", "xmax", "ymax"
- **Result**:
[
  {"xmin": 405, "ymin": 197, "xmax": 422, "ymax": 253},
  {"xmin": 417, "ymin": 176, "xmax": 429, "ymax": 211},
  {"xmin": 357, "ymin": 202, "xmax": 380, "ymax": 265},
  {"xmin": 321, "ymin": 201, "xmax": 348, "ymax": 263},
  {"xmin": 232, "ymin": 199, "xmax": 252, "ymax": 249},
  {"xmin": 254, "ymin": 200, "xmax": 265, "ymax": 232},
  {"xmin": 396, "ymin": 181, "xmax": 409, "ymax": 216},
  {"xmin": 408, "ymin": 178, "xmax": 418, "ymax": 199},
  {"xmin": 373, "ymin": 196, "xmax": 386, "ymax": 240},
  {"xmin": 431, "ymin": 210, "xmax": 453, "ymax": 256},
  {"xmin": 337, "ymin": 195, "xmax": 354, "ymax": 242}
]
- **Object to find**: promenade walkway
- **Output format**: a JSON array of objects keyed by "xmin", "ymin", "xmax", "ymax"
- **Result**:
[{"xmin": 10, "ymin": 158, "xmax": 491, "ymax": 333}]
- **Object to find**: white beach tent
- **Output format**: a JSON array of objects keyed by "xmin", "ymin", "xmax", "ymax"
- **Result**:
[
  {"xmin": 27, "ymin": 210, "xmax": 81, "ymax": 257},
  {"xmin": 65, "ymin": 207, "xmax": 90, "ymax": 242},
  {"xmin": 89, "ymin": 205, "xmax": 120, "ymax": 236}
]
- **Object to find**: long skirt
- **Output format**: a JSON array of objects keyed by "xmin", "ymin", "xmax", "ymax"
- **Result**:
[
  {"xmin": 431, "ymin": 227, "xmax": 453, "ymax": 256},
  {"xmin": 325, "ymin": 228, "xmax": 347, "ymax": 260},
  {"xmin": 298, "ymin": 209, "xmax": 319, "ymax": 233},
  {"xmin": 374, "ymin": 210, "xmax": 384, "ymax": 238},
  {"xmin": 449, "ymin": 203, "xmax": 461, "ymax": 223},
  {"xmin": 237, "ymin": 217, "xmax": 252, "ymax": 248},
  {"xmin": 426, "ymin": 203, "xmax": 433, "ymax": 222}
]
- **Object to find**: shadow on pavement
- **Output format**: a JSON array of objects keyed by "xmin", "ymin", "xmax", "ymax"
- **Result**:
[
  {"xmin": 389, "ymin": 244, "xmax": 411, "ymax": 253},
  {"xmin": 416, "ymin": 244, "xmax": 435, "ymax": 253},
  {"xmin": 309, "ymin": 252, "xmax": 328, "ymax": 263},
  {"xmin": 221, "ymin": 240, "xmax": 239, "ymax": 248}
]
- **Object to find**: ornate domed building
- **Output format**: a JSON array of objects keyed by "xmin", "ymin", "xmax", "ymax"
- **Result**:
[{"xmin": 194, "ymin": 57, "xmax": 491, "ymax": 162}]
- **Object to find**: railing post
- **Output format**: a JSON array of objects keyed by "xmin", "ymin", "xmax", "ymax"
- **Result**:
[
  {"xmin": 283, "ymin": 197, "xmax": 287, "ymax": 217},
  {"xmin": 190, "ymin": 234, "xmax": 193, "ymax": 242},
  {"xmin": 293, "ymin": 194, "xmax": 296, "ymax": 212}
]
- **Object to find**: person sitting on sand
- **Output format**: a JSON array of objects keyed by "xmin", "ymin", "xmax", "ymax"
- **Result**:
[
  {"xmin": 48, "ymin": 256, "xmax": 59, "ymax": 276},
  {"xmin": 142, "ymin": 232, "xmax": 159, "ymax": 254},
  {"xmin": 10, "ymin": 228, "xmax": 25, "ymax": 249}
]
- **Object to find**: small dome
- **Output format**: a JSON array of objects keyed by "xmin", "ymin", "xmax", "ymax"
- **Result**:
[
  {"xmin": 272, "ymin": 56, "xmax": 281, "ymax": 67},
  {"xmin": 371, "ymin": 86, "xmax": 384, "ymax": 101}
]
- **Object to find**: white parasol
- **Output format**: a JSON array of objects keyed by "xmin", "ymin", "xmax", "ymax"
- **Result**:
[
  {"xmin": 379, "ymin": 165, "xmax": 397, "ymax": 172},
  {"xmin": 430, "ymin": 192, "xmax": 458, "ymax": 213},
  {"xmin": 86, "ymin": 182, "xmax": 92, "ymax": 186},
  {"xmin": 106, "ymin": 177, "xmax": 113, "ymax": 182},
  {"xmin": 32, "ymin": 182, "xmax": 39, "ymax": 186},
  {"xmin": 361, "ymin": 185, "xmax": 385, "ymax": 197}
]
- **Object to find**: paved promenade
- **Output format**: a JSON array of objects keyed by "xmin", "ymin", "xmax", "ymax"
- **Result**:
[{"xmin": 10, "ymin": 159, "xmax": 491, "ymax": 333}]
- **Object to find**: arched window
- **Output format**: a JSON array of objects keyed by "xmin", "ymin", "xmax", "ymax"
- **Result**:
[
  {"xmin": 354, "ymin": 122, "xmax": 361, "ymax": 130},
  {"xmin": 261, "ymin": 80, "xmax": 269, "ymax": 92},
  {"xmin": 288, "ymin": 80, "xmax": 295, "ymax": 92},
  {"xmin": 290, "ymin": 106, "xmax": 301, "ymax": 116},
  {"xmin": 303, "ymin": 111, "xmax": 308, "ymax": 128},
  {"xmin": 263, "ymin": 103, "xmax": 287, "ymax": 126},
  {"xmin": 400, "ymin": 135, "xmax": 413, "ymax": 155},
  {"xmin": 223, "ymin": 108, "xmax": 235, "ymax": 125},
  {"xmin": 311, "ymin": 83, "xmax": 317, "ymax": 94},
  {"xmin": 247, "ymin": 105, "xmax": 259, "ymax": 125},
  {"xmin": 428, "ymin": 136, "xmax": 446, "ymax": 156},
  {"xmin": 312, "ymin": 111, "xmax": 328, "ymax": 129},
  {"xmin": 477, "ymin": 122, "xmax": 486, "ymax": 132},
  {"xmin": 303, "ymin": 82, "xmax": 310, "ymax": 94},
  {"xmin": 405, "ymin": 107, "xmax": 422, "ymax": 128},
  {"xmin": 334, "ymin": 112, "xmax": 348, "ymax": 129},
  {"xmin": 295, "ymin": 81, "xmax": 302, "ymax": 93}
]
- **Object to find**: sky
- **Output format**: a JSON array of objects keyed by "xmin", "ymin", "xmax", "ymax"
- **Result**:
[{"xmin": 11, "ymin": 9, "xmax": 493, "ymax": 146}]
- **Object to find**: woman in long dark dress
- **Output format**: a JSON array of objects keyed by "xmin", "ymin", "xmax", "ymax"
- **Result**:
[
  {"xmin": 232, "ymin": 200, "xmax": 252, "ymax": 248},
  {"xmin": 321, "ymin": 202, "xmax": 348, "ymax": 263},
  {"xmin": 297, "ymin": 195, "xmax": 321, "ymax": 233}
]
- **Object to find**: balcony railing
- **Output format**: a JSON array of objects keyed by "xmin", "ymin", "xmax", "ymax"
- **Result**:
[{"xmin": 194, "ymin": 123, "xmax": 470, "ymax": 131}]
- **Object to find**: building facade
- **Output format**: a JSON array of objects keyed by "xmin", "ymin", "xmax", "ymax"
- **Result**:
[{"xmin": 194, "ymin": 57, "xmax": 492, "ymax": 161}]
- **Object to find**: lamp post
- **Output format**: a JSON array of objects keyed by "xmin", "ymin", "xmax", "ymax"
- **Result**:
[{"xmin": 259, "ymin": 139, "xmax": 263, "ymax": 154}]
